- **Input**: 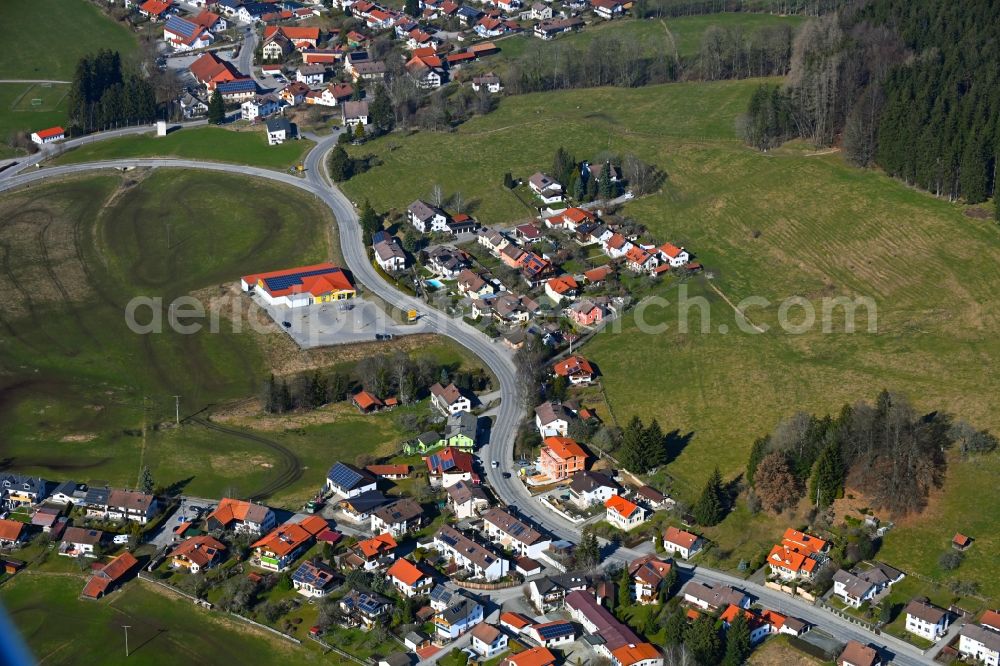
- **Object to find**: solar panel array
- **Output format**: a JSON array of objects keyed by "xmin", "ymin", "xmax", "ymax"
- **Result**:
[
  {"xmin": 429, "ymin": 585, "xmax": 453, "ymax": 603},
  {"xmin": 165, "ymin": 16, "xmax": 199, "ymax": 39},
  {"xmin": 327, "ymin": 462, "xmax": 364, "ymax": 490},
  {"xmin": 428, "ymin": 453, "xmax": 455, "ymax": 472},
  {"xmin": 535, "ymin": 622, "xmax": 573, "ymax": 639},
  {"xmin": 264, "ymin": 266, "xmax": 341, "ymax": 292},
  {"xmin": 293, "ymin": 562, "xmax": 334, "ymax": 587},
  {"xmin": 217, "ymin": 79, "xmax": 257, "ymax": 93}
]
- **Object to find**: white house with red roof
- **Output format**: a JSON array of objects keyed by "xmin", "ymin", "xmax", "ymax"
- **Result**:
[
  {"xmin": 241, "ymin": 263, "xmax": 356, "ymax": 308},
  {"xmin": 552, "ymin": 355, "xmax": 595, "ymax": 385},
  {"xmin": 163, "ymin": 16, "xmax": 214, "ymax": 51},
  {"xmin": 663, "ymin": 526, "xmax": 704, "ymax": 559},
  {"xmin": 30, "ymin": 126, "xmax": 65, "ymax": 145},
  {"xmin": 544, "ymin": 275, "xmax": 579, "ymax": 303},
  {"xmin": 658, "ymin": 243, "xmax": 690, "ymax": 268},
  {"xmin": 605, "ymin": 495, "xmax": 647, "ymax": 531}
]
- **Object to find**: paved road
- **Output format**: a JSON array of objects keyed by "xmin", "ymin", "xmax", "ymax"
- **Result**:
[
  {"xmin": 0, "ymin": 79, "xmax": 70, "ymax": 84},
  {"xmin": 0, "ymin": 138, "xmax": 935, "ymax": 665}
]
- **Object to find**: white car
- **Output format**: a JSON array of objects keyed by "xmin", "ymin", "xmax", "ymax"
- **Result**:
[
  {"xmin": 491, "ymin": 460, "xmax": 499, "ymax": 469},
  {"xmin": 112, "ymin": 534, "xmax": 129, "ymax": 545}
]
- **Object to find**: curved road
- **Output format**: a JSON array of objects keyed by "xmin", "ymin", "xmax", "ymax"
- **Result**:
[{"xmin": 0, "ymin": 133, "xmax": 934, "ymax": 665}]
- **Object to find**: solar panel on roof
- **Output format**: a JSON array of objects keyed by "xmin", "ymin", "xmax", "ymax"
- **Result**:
[
  {"xmin": 327, "ymin": 462, "xmax": 364, "ymax": 489},
  {"xmin": 263, "ymin": 267, "xmax": 340, "ymax": 292},
  {"xmin": 166, "ymin": 16, "xmax": 199, "ymax": 38},
  {"xmin": 536, "ymin": 622, "xmax": 573, "ymax": 639}
]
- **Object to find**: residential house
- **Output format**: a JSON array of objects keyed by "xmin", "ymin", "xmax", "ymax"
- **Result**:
[
  {"xmin": 139, "ymin": 0, "xmax": 175, "ymax": 20},
  {"xmin": 552, "ymin": 355, "xmax": 596, "ymax": 385},
  {"xmin": 241, "ymin": 93, "xmax": 281, "ymax": 122},
  {"xmin": 206, "ymin": 498, "xmax": 276, "ymax": 536},
  {"xmin": 539, "ymin": 436, "xmax": 588, "ymax": 481},
  {"xmin": 263, "ymin": 116, "xmax": 291, "ymax": 145},
  {"xmin": 658, "ymin": 243, "xmax": 690, "ymax": 268},
  {"xmin": 565, "ymin": 590, "xmax": 663, "ymax": 666},
  {"xmin": 456, "ymin": 5, "xmax": 483, "ymax": 25},
  {"xmin": 339, "ymin": 491, "xmax": 393, "ymax": 524},
  {"xmin": 591, "ymin": 0, "xmax": 624, "ymax": 19},
  {"xmin": 838, "ymin": 641, "xmax": 882, "ymax": 666},
  {"xmin": 180, "ymin": 92, "xmax": 208, "ymax": 118},
  {"xmin": 350, "ymin": 60, "xmax": 388, "ymax": 82},
  {"xmin": 374, "ymin": 236, "xmax": 407, "ymax": 272},
  {"xmin": 426, "ymin": 246, "xmax": 469, "ymax": 277},
  {"xmin": 603, "ymin": 232, "xmax": 634, "ymax": 259},
  {"xmin": 500, "ymin": 611, "xmax": 534, "ymax": 634},
  {"xmin": 624, "ymin": 245, "xmax": 660, "ymax": 274},
  {"xmin": 1, "ymin": 474, "xmax": 49, "ymax": 509},
  {"xmin": 435, "ymin": 594, "xmax": 484, "ymax": 640},
  {"xmin": 365, "ymin": 464, "xmax": 410, "ymax": 480},
  {"xmin": 189, "ymin": 52, "xmax": 242, "ymax": 90},
  {"xmin": 58, "ymin": 527, "xmax": 103, "ymax": 558},
  {"xmin": 529, "ymin": 573, "xmax": 590, "ymax": 612},
  {"xmin": 904, "ymin": 599, "xmax": 950, "ymax": 641},
  {"xmin": 457, "ymin": 269, "xmax": 493, "ymax": 298},
  {"xmin": 105, "ymin": 490, "xmax": 159, "ymax": 524},
  {"xmin": 279, "ymin": 81, "xmax": 311, "ymax": 105},
  {"xmin": 295, "ymin": 63, "xmax": 327, "ymax": 85},
  {"xmin": 446, "ymin": 480, "xmax": 490, "ymax": 519},
  {"xmin": 958, "ymin": 624, "xmax": 1000, "ymax": 666},
  {"xmin": 292, "ymin": 559, "xmax": 340, "ymax": 598},
  {"xmin": 0, "ymin": 519, "xmax": 25, "ymax": 548},
  {"xmin": 326, "ymin": 462, "xmax": 378, "ymax": 498},
  {"xmin": 216, "ymin": 78, "xmax": 257, "ymax": 103},
  {"xmin": 482, "ymin": 508, "xmax": 551, "ymax": 558},
  {"xmin": 535, "ymin": 401, "xmax": 575, "ymax": 437},
  {"xmin": 534, "ymin": 17, "xmax": 583, "ymax": 40},
  {"xmin": 522, "ymin": 2, "xmax": 552, "ymax": 19},
  {"xmin": 192, "ymin": 9, "xmax": 226, "ymax": 32},
  {"xmin": 340, "ymin": 590, "xmax": 392, "ymax": 628},
  {"xmin": 528, "ymin": 172, "xmax": 564, "ymax": 204},
  {"xmin": 307, "ymin": 82, "xmax": 354, "ymax": 107},
  {"xmin": 569, "ymin": 470, "xmax": 620, "ymax": 508},
  {"xmin": 568, "ymin": 298, "xmax": 607, "ymax": 327},
  {"xmin": 478, "ymin": 228, "xmax": 511, "ymax": 255},
  {"xmin": 681, "ymin": 581, "xmax": 750, "ymax": 612},
  {"xmin": 48, "ymin": 482, "xmax": 84, "ymax": 505},
  {"xmin": 663, "ymin": 526, "xmax": 704, "ymax": 560},
  {"xmin": 832, "ymin": 563, "xmax": 904, "ymax": 608},
  {"xmin": 264, "ymin": 25, "xmax": 321, "ymax": 49},
  {"xmin": 444, "ymin": 411, "xmax": 479, "ymax": 450},
  {"xmin": 343, "ymin": 532, "xmax": 398, "ymax": 571},
  {"xmin": 171, "ymin": 535, "xmax": 227, "ymax": 573},
  {"xmin": 527, "ymin": 621, "xmax": 576, "ymax": 648},
  {"xmin": 262, "ymin": 33, "xmax": 293, "ymax": 60},
  {"xmin": 629, "ymin": 555, "xmax": 673, "ymax": 604},
  {"xmin": 431, "ymin": 525, "xmax": 509, "ymax": 581},
  {"xmin": 471, "ymin": 623, "xmax": 509, "ymax": 659},
  {"xmin": 352, "ymin": 390, "xmax": 383, "ymax": 413},
  {"xmin": 370, "ymin": 498, "xmax": 424, "ymax": 537},
  {"xmin": 406, "ymin": 54, "xmax": 447, "ymax": 89},
  {"xmin": 163, "ymin": 16, "xmax": 214, "ymax": 51},
  {"xmin": 471, "ymin": 73, "xmax": 503, "ymax": 93},
  {"xmin": 408, "ymin": 199, "xmax": 448, "ymax": 233},
  {"xmin": 767, "ymin": 528, "xmax": 828, "ymax": 581},
  {"xmin": 545, "ymin": 206, "xmax": 595, "ymax": 231},
  {"xmin": 386, "ymin": 557, "xmax": 435, "ymax": 597},
  {"xmin": 719, "ymin": 605, "xmax": 773, "ymax": 645},
  {"xmin": 447, "ymin": 213, "xmax": 479, "ymax": 235},
  {"xmin": 502, "ymin": 647, "xmax": 557, "ymax": 666},
  {"xmin": 430, "ymin": 382, "xmax": 472, "ymax": 416},
  {"xmin": 81, "ymin": 552, "xmax": 139, "ymax": 599},
  {"xmin": 425, "ymin": 447, "xmax": 478, "ymax": 488},
  {"xmin": 606, "ymin": 494, "xmax": 646, "ymax": 531},
  {"xmin": 545, "ymin": 275, "xmax": 579, "ymax": 303},
  {"xmin": 250, "ymin": 515, "xmax": 328, "ymax": 571}
]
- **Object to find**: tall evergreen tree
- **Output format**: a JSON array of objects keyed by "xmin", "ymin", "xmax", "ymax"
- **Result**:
[
  {"xmin": 617, "ymin": 567, "xmax": 632, "ymax": 614},
  {"xmin": 663, "ymin": 607, "xmax": 687, "ymax": 646},
  {"xmin": 369, "ymin": 84, "xmax": 394, "ymax": 134},
  {"xmin": 641, "ymin": 418, "xmax": 666, "ymax": 469},
  {"xmin": 809, "ymin": 439, "xmax": 845, "ymax": 508},
  {"xmin": 618, "ymin": 415, "xmax": 645, "ymax": 472},
  {"xmin": 686, "ymin": 615, "xmax": 722, "ymax": 665},
  {"xmin": 328, "ymin": 145, "xmax": 354, "ymax": 181},
  {"xmin": 359, "ymin": 200, "xmax": 381, "ymax": 243},
  {"xmin": 140, "ymin": 466, "xmax": 155, "ymax": 495},
  {"xmin": 722, "ymin": 612, "xmax": 752, "ymax": 666},
  {"xmin": 208, "ymin": 89, "xmax": 225, "ymax": 124},
  {"xmin": 693, "ymin": 466, "xmax": 726, "ymax": 526},
  {"xmin": 403, "ymin": 0, "xmax": 419, "ymax": 17}
]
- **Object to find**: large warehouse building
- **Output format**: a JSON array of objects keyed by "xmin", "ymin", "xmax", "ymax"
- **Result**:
[{"xmin": 241, "ymin": 263, "xmax": 356, "ymax": 308}]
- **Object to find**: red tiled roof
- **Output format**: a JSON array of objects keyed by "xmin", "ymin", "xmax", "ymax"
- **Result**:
[
  {"xmin": 664, "ymin": 526, "xmax": 699, "ymax": 549},
  {"xmin": 605, "ymin": 494, "xmax": 640, "ymax": 519},
  {"xmin": 542, "ymin": 436, "xmax": 587, "ymax": 461},
  {"xmin": 34, "ymin": 126, "xmax": 65, "ymax": 139},
  {"xmin": 366, "ymin": 464, "xmax": 409, "ymax": 476},
  {"xmin": 386, "ymin": 558, "xmax": 428, "ymax": 586},
  {"xmin": 242, "ymin": 263, "xmax": 354, "ymax": 298},
  {"xmin": 552, "ymin": 355, "xmax": 594, "ymax": 378},
  {"xmin": 499, "ymin": 611, "xmax": 533, "ymax": 629},
  {"xmin": 0, "ymin": 520, "xmax": 24, "ymax": 542},
  {"xmin": 353, "ymin": 390, "xmax": 383, "ymax": 410},
  {"xmin": 356, "ymin": 532, "xmax": 398, "ymax": 558},
  {"xmin": 140, "ymin": 0, "xmax": 173, "ymax": 16}
]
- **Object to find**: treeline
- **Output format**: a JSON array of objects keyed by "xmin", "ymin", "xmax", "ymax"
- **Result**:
[
  {"xmin": 695, "ymin": 23, "xmax": 794, "ymax": 80},
  {"xmin": 633, "ymin": 0, "xmax": 846, "ymax": 17},
  {"xmin": 67, "ymin": 49, "xmax": 157, "ymax": 132},
  {"xmin": 740, "ymin": 0, "xmax": 1000, "ymax": 209},
  {"xmin": 745, "ymin": 389, "xmax": 997, "ymax": 517},
  {"xmin": 261, "ymin": 352, "xmax": 491, "ymax": 414}
]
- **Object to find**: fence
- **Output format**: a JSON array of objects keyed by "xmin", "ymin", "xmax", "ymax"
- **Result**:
[
  {"xmin": 228, "ymin": 612, "xmax": 302, "ymax": 645},
  {"xmin": 137, "ymin": 572, "xmax": 211, "ymax": 608},
  {"xmin": 308, "ymin": 635, "xmax": 373, "ymax": 665}
]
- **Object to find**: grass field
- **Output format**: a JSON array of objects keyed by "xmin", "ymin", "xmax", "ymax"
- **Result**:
[
  {"xmin": 496, "ymin": 12, "xmax": 804, "ymax": 62},
  {"xmin": 52, "ymin": 126, "xmax": 315, "ymax": 171},
  {"xmin": 343, "ymin": 78, "xmax": 1000, "ymax": 600},
  {"xmin": 0, "ymin": 0, "xmax": 137, "ymax": 81},
  {"xmin": 0, "ymin": 170, "xmax": 330, "ymax": 498},
  {"xmin": 1, "ymin": 574, "xmax": 327, "ymax": 665},
  {"xmin": 0, "ymin": 83, "xmax": 71, "ymax": 158}
]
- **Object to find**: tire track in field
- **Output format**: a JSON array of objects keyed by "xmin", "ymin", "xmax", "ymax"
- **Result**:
[
  {"xmin": 0, "ymin": 241, "xmax": 57, "ymax": 352},
  {"xmin": 186, "ymin": 415, "xmax": 303, "ymax": 500}
]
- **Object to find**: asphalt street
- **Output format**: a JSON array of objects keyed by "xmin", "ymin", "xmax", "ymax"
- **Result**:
[{"xmin": 0, "ymin": 132, "xmax": 936, "ymax": 665}]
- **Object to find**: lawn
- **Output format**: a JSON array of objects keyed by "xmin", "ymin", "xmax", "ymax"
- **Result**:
[
  {"xmin": 343, "ymin": 77, "xmax": 1000, "ymax": 602},
  {"xmin": 496, "ymin": 12, "xmax": 804, "ymax": 62},
  {"xmin": 0, "ymin": 574, "xmax": 327, "ymax": 665},
  {"xmin": 51, "ymin": 126, "xmax": 315, "ymax": 171},
  {"xmin": 0, "ymin": 0, "xmax": 137, "ymax": 81}
]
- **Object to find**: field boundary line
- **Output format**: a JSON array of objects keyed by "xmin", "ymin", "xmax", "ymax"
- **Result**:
[{"xmin": 707, "ymin": 280, "xmax": 765, "ymax": 333}]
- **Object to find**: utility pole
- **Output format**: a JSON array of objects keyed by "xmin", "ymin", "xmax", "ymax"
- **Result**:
[
  {"xmin": 122, "ymin": 625, "xmax": 131, "ymax": 658},
  {"xmin": 173, "ymin": 395, "xmax": 181, "ymax": 425}
]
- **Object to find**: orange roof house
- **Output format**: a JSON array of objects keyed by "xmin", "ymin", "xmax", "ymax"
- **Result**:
[
  {"xmin": 0, "ymin": 519, "xmax": 25, "ymax": 545},
  {"xmin": 140, "ymin": 0, "xmax": 173, "ymax": 17},
  {"xmin": 500, "ymin": 611, "xmax": 533, "ymax": 631},
  {"xmin": 386, "ymin": 557, "xmax": 433, "ymax": 595},
  {"xmin": 552, "ymin": 354, "xmax": 595, "ymax": 384},
  {"xmin": 545, "ymin": 275, "xmax": 579, "ymax": 302},
  {"xmin": 171, "ymin": 535, "xmax": 227, "ymax": 572},
  {"xmin": 953, "ymin": 533, "xmax": 973, "ymax": 550},
  {"xmin": 356, "ymin": 532, "xmax": 398, "ymax": 559},
  {"xmin": 82, "ymin": 552, "xmax": 139, "ymax": 599},
  {"xmin": 206, "ymin": 497, "xmax": 275, "ymax": 534},
  {"xmin": 611, "ymin": 642, "xmax": 661, "ymax": 666},
  {"xmin": 767, "ymin": 544, "xmax": 818, "ymax": 579},
  {"xmin": 605, "ymin": 495, "xmax": 646, "ymax": 530},
  {"xmin": 782, "ymin": 528, "xmax": 828, "ymax": 554},
  {"xmin": 263, "ymin": 25, "xmax": 321, "ymax": 48},
  {"xmin": 189, "ymin": 52, "xmax": 241, "ymax": 89},
  {"xmin": 540, "ymin": 436, "xmax": 588, "ymax": 481},
  {"xmin": 501, "ymin": 646, "xmax": 557, "ymax": 666},
  {"xmin": 251, "ymin": 517, "xmax": 328, "ymax": 571}
]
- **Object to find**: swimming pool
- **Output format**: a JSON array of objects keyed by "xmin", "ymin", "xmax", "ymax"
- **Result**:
[{"xmin": 425, "ymin": 279, "xmax": 445, "ymax": 289}]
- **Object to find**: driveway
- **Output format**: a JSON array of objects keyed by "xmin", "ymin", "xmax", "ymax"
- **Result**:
[{"xmin": 146, "ymin": 496, "xmax": 218, "ymax": 551}]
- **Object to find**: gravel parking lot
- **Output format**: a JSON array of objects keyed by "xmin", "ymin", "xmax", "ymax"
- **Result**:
[{"xmin": 254, "ymin": 294, "xmax": 428, "ymax": 348}]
